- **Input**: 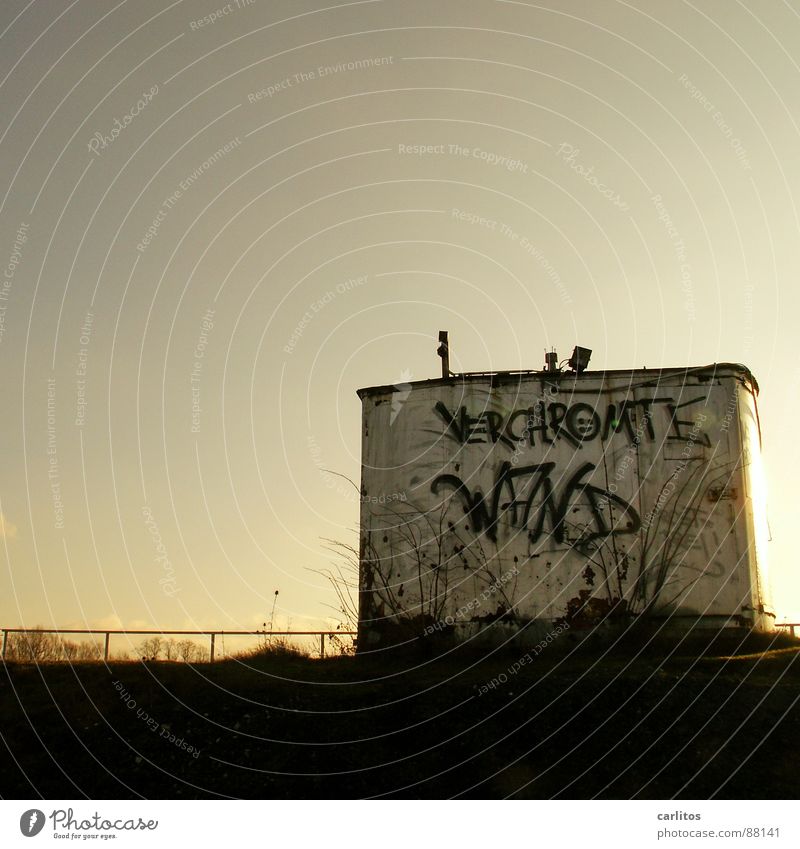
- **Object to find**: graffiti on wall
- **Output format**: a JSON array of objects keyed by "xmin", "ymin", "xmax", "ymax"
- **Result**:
[
  {"xmin": 359, "ymin": 380, "xmax": 754, "ymax": 640},
  {"xmin": 429, "ymin": 393, "xmax": 712, "ymax": 549},
  {"xmin": 431, "ymin": 460, "xmax": 640, "ymax": 547},
  {"xmin": 434, "ymin": 395, "xmax": 711, "ymax": 449}
]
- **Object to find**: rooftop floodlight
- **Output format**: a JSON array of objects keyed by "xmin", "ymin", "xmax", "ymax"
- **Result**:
[{"xmin": 568, "ymin": 346, "xmax": 592, "ymax": 373}]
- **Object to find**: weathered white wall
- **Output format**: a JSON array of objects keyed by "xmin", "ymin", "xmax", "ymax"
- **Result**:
[{"xmin": 357, "ymin": 366, "xmax": 773, "ymax": 646}]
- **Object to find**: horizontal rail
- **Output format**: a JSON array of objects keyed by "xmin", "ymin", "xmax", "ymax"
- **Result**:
[
  {"xmin": 1, "ymin": 628, "xmax": 357, "ymax": 662},
  {"xmin": 0, "ymin": 629, "xmax": 356, "ymax": 635}
]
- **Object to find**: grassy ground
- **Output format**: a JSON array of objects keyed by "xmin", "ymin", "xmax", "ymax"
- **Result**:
[{"xmin": 1, "ymin": 629, "xmax": 799, "ymax": 799}]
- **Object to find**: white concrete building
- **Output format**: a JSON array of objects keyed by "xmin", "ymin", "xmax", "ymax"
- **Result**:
[{"xmin": 356, "ymin": 362, "xmax": 773, "ymax": 648}]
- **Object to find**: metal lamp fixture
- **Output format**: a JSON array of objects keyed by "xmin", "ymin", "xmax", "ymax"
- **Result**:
[{"xmin": 568, "ymin": 346, "xmax": 592, "ymax": 373}]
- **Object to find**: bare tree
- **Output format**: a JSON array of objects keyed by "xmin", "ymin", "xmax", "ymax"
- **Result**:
[
  {"xmin": 4, "ymin": 631, "xmax": 108, "ymax": 663},
  {"xmin": 192, "ymin": 645, "xmax": 210, "ymax": 662},
  {"xmin": 176, "ymin": 639, "xmax": 196, "ymax": 662},
  {"xmin": 8, "ymin": 629, "xmax": 60, "ymax": 662},
  {"xmin": 137, "ymin": 636, "xmax": 163, "ymax": 660},
  {"xmin": 174, "ymin": 639, "xmax": 209, "ymax": 662},
  {"xmin": 162, "ymin": 638, "xmax": 179, "ymax": 661}
]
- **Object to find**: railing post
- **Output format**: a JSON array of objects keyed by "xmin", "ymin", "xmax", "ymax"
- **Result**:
[
  {"xmin": 320, "ymin": 633, "xmax": 325, "ymax": 659},
  {"xmin": 104, "ymin": 632, "xmax": 110, "ymax": 661},
  {"xmin": 1, "ymin": 629, "xmax": 7, "ymax": 660},
  {"xmin": 210, "ymin": 633, "xmax": 216, "ymax": 663}
]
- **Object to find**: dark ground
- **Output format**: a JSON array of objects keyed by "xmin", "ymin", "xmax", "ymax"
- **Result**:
[{"xmin": 2, "ymin": 629, "xmax": 799, "ymax": 799}]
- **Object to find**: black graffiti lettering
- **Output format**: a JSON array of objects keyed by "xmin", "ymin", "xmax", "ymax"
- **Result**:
[
  {"xmin": 526, "ymin": 402, "xmax": 552, "ymax": 445},
  {"xmin": 483, "ymin": 410, "xmax": 514, "ymax": 447},
  {"xmin": 435, "ymin": 396, "xmax": 680, "ymax": 448},
  {"xmin": 431, "ymin": 474, "xmax": 498, "ymax": 540},
  {"xmin": 506, "ymin": 403, "xmax": 551, "ymax": 446},
  {"xmin": 636, "ymin": 397, "xmax": 671, "ymax": 440},
  {"xmin": 434, "ymin": 401, "xmax": 515, "ymax": 447},
  {"xmin": 525, "ymin": 467, "xmax": 557, "ymax": 542},
  {"xmin": 432, "ymin": 461, "xmax": 640, "ymax": 545},
  {"xmin": 548, "ymin": 402, "xmax": 581, "ymax": 447},
  {"xmin": 601, "ymin": 403, "xmax": 622, "ymax": 440},
  {"xmin": 601, "ymin": 402, "xmax": 637, "ymax": 442},
  {"xmin": 582, "ymin": 480, "xmax": 642, "ymax": 541},
  {"xmin": 667, "ymin": 396, "xmax": 712, "ymax": 446},
  {"xmin": 500, "ymin": 462, "xmax": 558, "ymax": 535},
  {"xmin": 566, "ymin": 403, "xmax": 601, "ymax": 442},
  {"xmin": 533, "ymin": 402, "xmax": 552, "ymax": 443},
  {"xmin": 616, "ymin": 401, "xmax": 639, "ymax": 442},
  {"xmin": 506, "ymin": 408, "xmax": 532, "ymax": 443},
  {"xmin": 434, "ymin": 401, "xmax": 465, "ymax": 443},
  {"xmin": 465, "ymin": 415, "xmax": 487, "ymax": 443}
]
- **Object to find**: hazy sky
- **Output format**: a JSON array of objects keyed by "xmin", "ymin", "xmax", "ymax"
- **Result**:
[{"xmin": 1, "ymin": 0, "xmax": 798, "ymax": 638}]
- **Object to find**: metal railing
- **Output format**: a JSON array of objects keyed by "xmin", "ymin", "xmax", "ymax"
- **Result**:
[
  {"xmin": 776, "ymin": 623, "xmax": 800, "ymax": 639},
  {"xmin": 0, "ymin": 628, "xmax": 357, "ymax": 662}
]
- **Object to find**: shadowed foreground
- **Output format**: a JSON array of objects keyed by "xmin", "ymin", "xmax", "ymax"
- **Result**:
[{"xmin": 2, "ymin": 631, "xmax": 799, "ymax": 799}]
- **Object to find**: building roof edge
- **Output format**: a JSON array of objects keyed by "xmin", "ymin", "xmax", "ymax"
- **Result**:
[{"xmin": 355, "ymin": 362, "xmax": 758, "ymax": 399}]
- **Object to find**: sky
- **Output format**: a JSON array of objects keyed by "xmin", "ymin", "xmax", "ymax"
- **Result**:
[{"xmin": 0, "ymin": 0, "xmax": 798, "ymax": 638}]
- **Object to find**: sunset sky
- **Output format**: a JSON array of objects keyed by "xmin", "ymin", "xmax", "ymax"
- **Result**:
[{"xmin": 1, "ymin": 0, "xmax": 798, "ymax": 638}]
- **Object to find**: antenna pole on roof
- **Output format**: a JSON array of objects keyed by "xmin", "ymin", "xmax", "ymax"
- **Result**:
[{"xmin": 437, "ymin": 331, "xmax": 450, "ymax": 378}]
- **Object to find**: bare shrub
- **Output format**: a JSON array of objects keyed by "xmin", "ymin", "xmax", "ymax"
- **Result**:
[
  {"xmin": 237, "ymin": 636, "xmax": 309, "ymax": 661},
  {"xmin": 75, "ymin": 641, "xmax": 103, "ymax": 661}
]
